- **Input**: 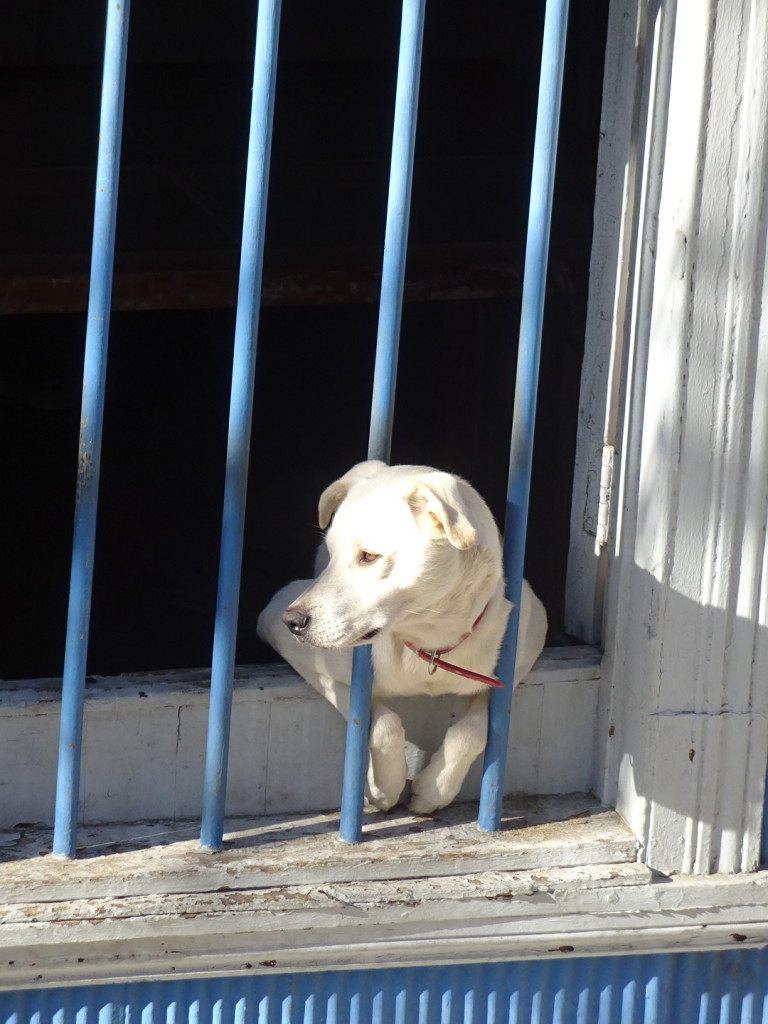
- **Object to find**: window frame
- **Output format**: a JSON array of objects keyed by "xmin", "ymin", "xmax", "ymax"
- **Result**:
[
  {"xmin": 4, "ymin": 0, "xmax": 768, "ymax": 991},
  {"xmin": 570, "ymin": 0, "xmax": 768, "ymax": 876}
]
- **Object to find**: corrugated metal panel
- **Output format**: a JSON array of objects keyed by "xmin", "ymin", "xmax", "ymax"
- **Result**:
[{"xmin": 3, "ymin": 949, "xmax": 768, "ymax": 1024}]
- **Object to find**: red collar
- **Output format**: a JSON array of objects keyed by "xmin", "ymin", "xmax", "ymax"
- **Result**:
[{"xmin": 402, "ymin": 602, "xmax": 503, "ymax": 688}]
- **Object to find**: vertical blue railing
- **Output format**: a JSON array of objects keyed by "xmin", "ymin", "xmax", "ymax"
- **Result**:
[
  {"xmin": 199, "ymin": 0, "xmax": 282, "ymax": 851},
  {"xmin": 50, "ymin": 0, "xmax": 565, "ymax": 853},
  {"xmin": 478, "ymin": 0, "xmax": 569, "ymax": 832},
  {"xmin": 338, "ymin": 0, "xmax": 426, "ymax": 844},
  {"xmin": 52, "ymin": 0, "xmax": 131, "ymax": 859}
]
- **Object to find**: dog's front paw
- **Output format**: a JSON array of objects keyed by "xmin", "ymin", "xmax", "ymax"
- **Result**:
[
  {"xmin": 364, "ymin": 783, "xmax": 398, "ymax": 813},
  {"xmin": 408, "ymin": 753, "xmax": 463, "ymax": 815},
  {"xmin": 408, "ymin": 770, "xmax": 448, "ymax": 815},
  {"xmin": 407, "ymin": 789, "xmax": 440, "ymax": 816},
  {"xmin": 364, "ymin": 796, "xmax": 393, "ymax": 813}
]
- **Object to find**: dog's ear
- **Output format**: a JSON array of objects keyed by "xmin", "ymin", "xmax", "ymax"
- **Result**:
[
  {"xmin": 318, "ymin": 460, "xmax": 387, "ymax": 529},
  {"xmin": 407, "ymin": 475, "xmax": 477, "ymax": 549},
  {"xmin": 318, "ymin": 481, "xmax": 347, "ymax": 530}
]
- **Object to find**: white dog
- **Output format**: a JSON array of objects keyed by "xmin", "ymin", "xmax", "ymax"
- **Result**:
[{"xmin": 257, "ymin": 461, "xmax": 547, "ymax": 815}]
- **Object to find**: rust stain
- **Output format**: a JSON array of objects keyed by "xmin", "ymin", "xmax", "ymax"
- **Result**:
[{"xmin": 76, "ymin": 430, "xmax": 95, "ymax": 501}]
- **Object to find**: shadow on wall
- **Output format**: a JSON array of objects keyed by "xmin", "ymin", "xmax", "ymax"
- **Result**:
[{"xmin": 604, "ymin": 249, "xmax": 768, "ymax": 873}]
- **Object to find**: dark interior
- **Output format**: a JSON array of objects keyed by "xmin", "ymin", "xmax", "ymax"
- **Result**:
[{"xmin": 1, "ymin": 0, "xmax": 609, "ymax": 680}]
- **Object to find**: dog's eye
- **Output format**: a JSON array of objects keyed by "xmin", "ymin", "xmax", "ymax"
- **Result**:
[{"xmin": 359, "ymin": 550, "xmax": 381, "ymax": 565}]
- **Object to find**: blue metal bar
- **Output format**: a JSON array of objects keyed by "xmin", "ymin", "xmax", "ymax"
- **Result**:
[
  {"xmin": 200, "ymin": 0, "xmax": 282, "ymax": 851},
  {"xmin": 338, "ymin": 646, "xmax": 375, "ymax": 843},
  {"xmin": 52, "ymin": 0, "xmax": 131, "ymax": 860},
  {"xmin": 338, "ymin": 0, "xmax": 426, "ymax": 844},
  {"xmin": 478, "ymin": 0, "xmax": 570, "ymax": 832},
  {"xmin": 367, "ymin": 0, "xmax": 425, "ymax": 464}
]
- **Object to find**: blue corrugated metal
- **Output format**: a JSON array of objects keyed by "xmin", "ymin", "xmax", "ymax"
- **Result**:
[{"xmin": 3, "ymin": 950, "xmax": 768, "ymax": 1024}]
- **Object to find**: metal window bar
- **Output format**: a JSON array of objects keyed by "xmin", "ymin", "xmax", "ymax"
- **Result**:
[
  {"xmin": 52, "ymin": 0, "xmax": 131, "ymax": 860},
  {"xmin": 341, "ymin": 0, "xmax": 570, "ymax": 839},
  {"xmin": 199, "ymin": 0, "xmax": 282, "ymax": 852},
  {"xmin": 52, "ymin": 0, "xmax": 568, "ymax": 854},
  {"xmin": 478, "ymin": 0, "xmax": 570, "ymax": 831},
  {"xmin": 339, "ymin": 0, "xmax": 426, "ymax": 844}
]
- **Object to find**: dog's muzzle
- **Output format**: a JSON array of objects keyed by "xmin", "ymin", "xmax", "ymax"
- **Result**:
[{"xmin": 282, "ymin": 604, "xmax": 379, "ymax": 646}]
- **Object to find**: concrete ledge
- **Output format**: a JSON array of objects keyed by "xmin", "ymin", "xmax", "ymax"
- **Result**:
[{"xmin": 0, "ymin": 647, "xmax": 601, "ymax": 828}]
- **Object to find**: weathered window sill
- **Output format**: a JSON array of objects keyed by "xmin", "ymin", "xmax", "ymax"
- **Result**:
[{"xmin": 2, "ymin": 794, "xmax": 767, "ymax": 992}]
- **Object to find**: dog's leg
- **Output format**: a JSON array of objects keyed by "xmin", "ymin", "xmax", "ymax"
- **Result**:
[
  {"xmin": 409, "ymin": 690, "xmax": 489, "ymax": 814},
  {"xmin": 365, "ymin": 699, "xmax": 408, "ymax": 811}
]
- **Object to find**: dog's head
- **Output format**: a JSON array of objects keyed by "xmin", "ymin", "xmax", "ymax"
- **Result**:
[{"xmin": 282, "ymin": 461, "xmax": 501, "ymax": 648}]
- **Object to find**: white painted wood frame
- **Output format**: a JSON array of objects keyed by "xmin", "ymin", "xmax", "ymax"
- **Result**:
[{"xmin": 569, "ymin": 0, "xmax": 768, "ymax": 874}]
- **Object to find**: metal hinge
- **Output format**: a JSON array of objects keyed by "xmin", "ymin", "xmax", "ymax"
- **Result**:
[{"xmin": 595, "ymin": 444, "xmax": 615, "ymax": 550}]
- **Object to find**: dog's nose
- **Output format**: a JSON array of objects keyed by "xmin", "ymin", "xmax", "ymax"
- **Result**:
[{"xmin": 283, "ymin": 605, "xmax": 311, "ymax": 634}]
